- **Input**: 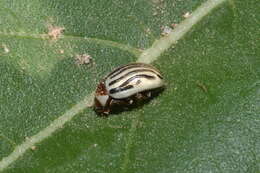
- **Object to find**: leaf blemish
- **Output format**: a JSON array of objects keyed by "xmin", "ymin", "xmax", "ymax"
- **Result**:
[
  {"xmin": 30, "ymin": 146, "xmax": 36, "ymax": 151},
  {"xmin": 161, "ymin": 26, "xmax": 173, "ymax": 36},
  {"xmin": 183, "ymin": 12, "xmax": 191, "ymax": 18},
  {"xmin": 18, "ymin": 59, "xmax": 29, "ymax": 70},
  {"xmin": 75, "ymin": 54, "xmax": 94, "ymax": 66},
  {"xmin": 59, "ymin": 49, "xmax": 64, "ymax": 54},
  {"xmin": 151, "ymin": 0, "xmax": 166, "ymax": 16},
  {"xmin": 47, "ymin": 24, "xmax": 65, "ymax": 40},
  {"xmin": 196, "ymin": 81, "xmax": 208, "ymax": 93},
  {"xmin": 1, "ymin": 44, "xmax": 10, "ymax": 53}
]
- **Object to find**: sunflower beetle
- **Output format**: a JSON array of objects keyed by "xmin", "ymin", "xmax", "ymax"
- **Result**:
[{"xmin": 94, "ymin": 63, "xmax": 164, "ymax": 115}]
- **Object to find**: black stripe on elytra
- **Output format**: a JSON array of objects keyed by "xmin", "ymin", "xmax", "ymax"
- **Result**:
[
  {"xmin": 109, "ymin": 85, "xmax": 134, "ymax": 94},
  {"xmin": 108, "ymin": 63, "xmax": 147, "ymax": 79},
  {"xmin": 157, "ymin": 74, "xmax": 163, "ymax": 79},
  {"xmin": 106, "ymin": 63, "xmax": 143, "ymax": 79},
  {"xmin": 108, "ymin": 69, "xmax": 159, "ymax": 86},
  {"xmin": 109, "ymin": 74, "xmax": 156, "ymax": 94},
  {"xmin": 119, "ymin": 74, "xmax": 156, "ymax": 88}
]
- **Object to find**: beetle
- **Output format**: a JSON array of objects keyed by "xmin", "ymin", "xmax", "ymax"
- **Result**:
[{"xmin": 94, "ymin": 63, "xmax": 164, "ymax": 115}]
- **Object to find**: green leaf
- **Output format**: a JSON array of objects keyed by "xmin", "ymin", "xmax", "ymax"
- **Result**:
[{"xmin": 0, "ymin": 0, "xmax": 259, "ymax": 172}]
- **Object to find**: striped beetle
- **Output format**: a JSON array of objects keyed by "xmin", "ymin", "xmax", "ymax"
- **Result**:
[{"xmin": 94, "ymin": 63, "xmax": 164, "ymax": 115}]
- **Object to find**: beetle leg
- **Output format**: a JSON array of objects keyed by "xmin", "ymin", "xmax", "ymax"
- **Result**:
[
  {"xmin": 145, "ymin": 91, "xmax": 152, "ymax": 98},
  {"xmin": 135, "ymin": 93, "xmax": 144, "ymax": 99},
  {"xmin": 103, "ymin": 109, "xmax": 110, "ymax": 115},
  {"xmin": 135, "ymin": 91, "xmax": 151, "ymax": 100},
  {"xmin": 111, "ymin": 99, "xmax": 131, "ymax": 106},
  {"xmin": 101, "ymin": 97, "xmax": 112, "ymax": 115},
  {"xmin": 128, "ymin": 99, "xmax": 134, "ymax": 105}
]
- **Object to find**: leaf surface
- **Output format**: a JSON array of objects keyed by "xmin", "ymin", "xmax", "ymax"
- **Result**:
[{"xmin": 0, "ymin": 0, "xmax": 259, "ymax": 172}]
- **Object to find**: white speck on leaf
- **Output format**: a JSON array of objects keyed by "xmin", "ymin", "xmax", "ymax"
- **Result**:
[
  {"xmin": 47, "ymin": 25, "xmax": 65, "ymax": 40},
  {"xmin": 59, "ymin": 49, "xmax": 64, "ymax": 54},
  {"xmin": 161, "ymin": 26, "xmax": 173, "ymax": 36},
  {"xmin": 171, "ymin": 23, "xmax": 178, "ymax": 28},
  {"xmin": 1, "ymin": 44, "xmax": 10, "ymax": 53},
  {"xmin": 183, "ymin": 12, "xmax": 191, "ymax": 18},
  {"xmin": 30, "ymin": 146, "xmax": 36, "ymax": 150},
  {"xmin": 75, "ymin": 54, "xmax": 93, "ymax": 65}
]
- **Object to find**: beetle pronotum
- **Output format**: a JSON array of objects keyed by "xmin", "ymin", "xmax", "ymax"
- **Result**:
[{"xmin": 94, "ymin": 63, "xmax": 164, "ymax": 115}]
